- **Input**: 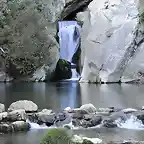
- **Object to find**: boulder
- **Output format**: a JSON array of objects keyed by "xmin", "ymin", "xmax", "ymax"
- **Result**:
[
  {"xmin": 103, "ymin": 119, "xmax": 117, "ymax": 128},
  {"xmin": 7, "ymin": 109, "xmax": 27, "ymax": 122},
  {"xmin": 122, "ymin": 108, "xmax": 137, "ymax": 114},
  {"xmin": 37, "ymin": 113, "xmax": 56, "ymax": 126},
  {"xmin": 72, "ymin": 114, "xmax": 102, "ymax": 128},
  {"xmin": 80, "ymin": 104, "xmax": 97, "ymax": 113},
  {"xmin": 0, "ymin": 112, "xmax": 7, "ymax": 121},
  {"xmin": 79, "ymin": 0, "xmax": 143, "ymax": 83},
  {"xmin": 135, "ymin": 111, "xmax": 144, "ymax": 124},
  {"xmin": 0, "ymin": 123, "xmax": 13, "ymax": 133},
  {"xmin": 98, "ymin": 108, "xmax": 114, "ymax": 113},
  {"xmin": 51, "ymin": 59, "xmax": 72, "ymax": 81},
  {"xmin": 41, "ymin": 109, "xmax": 52, "ymax": 115},
  {"xmin": 0, "ymin": 103, "xmax": 5, "ymax": 113},
  {"xmin": 80, "ymin": 115, "xmax": 102, "ymax": 128},
  {"xmin": 72, "ymin": 135, "xmax": 83, "ymax": 143},
  {"xmin": 0, "ymin": 121, "xmax": 30, "ymax": 133},
  {"xmin": 8, "ymin": 100, "xmax": 38, "ymax": 112},
  {"xmin": 11, "ymin": 121, "xmax": 30, "ymax": 132},
  {"xmin": 55, "ymin": 112, "xmax": 72, "ymax": 127}
]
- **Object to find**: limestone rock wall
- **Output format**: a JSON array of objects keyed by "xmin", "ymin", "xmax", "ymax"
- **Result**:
[{"xmin": 79, "ymin": 0, "xmax": 144, "ymax": 83}]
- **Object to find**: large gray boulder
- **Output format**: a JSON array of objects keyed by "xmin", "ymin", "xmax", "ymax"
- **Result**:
[
  {"xmin": 79, "ymin": 0, "xmax": 144, "ymax": 83},
  {"xmin": 8, "ymin": 100, "xmax": 38, "ymax": 112}
]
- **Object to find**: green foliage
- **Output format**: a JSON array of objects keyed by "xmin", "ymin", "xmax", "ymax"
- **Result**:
[
  {"xmin": 140, "ymin": 11, "xmax": 144, "ymax": 23},
  {"xmin": 0, "ymin": 0, "xmax": 57, "ymax": 78},
  {"xmin": 40, "ymin": 128, "xmax": 73, "ymax": 144}
]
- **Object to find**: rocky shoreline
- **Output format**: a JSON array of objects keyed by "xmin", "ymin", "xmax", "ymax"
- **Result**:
[{"xmin": 1, "ymin": 100, "xmax": 144, "ymax": 143}]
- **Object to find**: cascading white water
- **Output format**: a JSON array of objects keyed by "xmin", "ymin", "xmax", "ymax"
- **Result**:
[
  {"xmin": 27, "ymin": 115, "xmax": 144, "ymax": 130},
  {"xmin": 58, "ymin": 21, "xmax": 81, "ymax": 80},
  {"xmin": 115, "ymin": 115, "xmax": 144, "ymax": 130}
]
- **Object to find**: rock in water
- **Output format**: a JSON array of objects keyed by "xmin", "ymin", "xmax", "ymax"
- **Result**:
[
  {"xmin": 79, "ymin": 0, "xmax": 142, "ymax": 83},
  {"xmin": 7, "ymin": 109, "xmax": 27, "ymax": 122},
  {"xmin": 0, "ymin": 103, "xmax": 5, "ymax": 113},
  {"xmin": 80, "ymin": 103, "xmax": 97, "ymax": 113},
  {"xmin": 8, "ymin": 100, "xmax": 38, "ymax": 112},
  {"xmin": 51, "ymin": 59, "xmax": 72, "ymax": 81},
  {"xmin": 0, "ymin": 121, "xmax": 30, "ymax": 133},
  {"xmin": 11, "ymin": 121, "xmax": 30, "ymax": 132}
]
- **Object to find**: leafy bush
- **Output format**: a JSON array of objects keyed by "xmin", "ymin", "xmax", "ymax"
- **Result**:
[
  {"xmin": 140, "ymin": 11, "xmax": 144, "ymax": 23},
  {"xmin": 40, "ymin": 128, "xmax": 73, "ymax": 144},
  {"xmin": 0, "ymin": 0, "xmax": 58, "ymax": 78}
]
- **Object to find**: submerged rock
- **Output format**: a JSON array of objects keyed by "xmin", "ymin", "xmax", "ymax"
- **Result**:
[
  {"xmin": 0, "ymin": 121, "xmax": 30, "ymax": 133},
  {"xmin": 8, "ymin": 100, "xmax": 38, "ymax": 112},
  {"xmin": 0, "ymin": 103, "xmax": 5, "ymax": 113},
  {"xmin": 103, "ymin": 119, "xmax": 117, "ymax": 128}
]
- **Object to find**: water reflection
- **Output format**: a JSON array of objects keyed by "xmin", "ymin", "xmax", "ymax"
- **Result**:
[
  {"xmin": 0, "ymin": 82, "xmax": 81, "ymax": 111},
  {"xmin": 1, "ymin": 83, "xmax": 144, "ymax": 144},
  {"xmin": 80, "ymin": 83, "xmax": 144, "ymax": 109}
]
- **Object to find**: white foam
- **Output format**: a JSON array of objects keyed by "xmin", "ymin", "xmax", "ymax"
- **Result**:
[
  {"xmin": 116, "ymin": 115, "xmax": 144, "ymax": 130},
  {"xmin": 28, "ymin": 122, "xmax": 49, "ymax": 130}
]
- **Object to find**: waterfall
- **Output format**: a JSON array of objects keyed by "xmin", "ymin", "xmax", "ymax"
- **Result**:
[{"xmin": 58, "ymin": 21, "xmax": 81, "ymax": 80}]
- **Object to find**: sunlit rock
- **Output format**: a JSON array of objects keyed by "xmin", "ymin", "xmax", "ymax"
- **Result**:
[
  {"xmin": 8, "ymin": 100, "xmax": 38, "ymax": 112},
  {"xmin": 80, "ymin": 103, "xmax": 97, "ymax": 113},
  {"xmin": 79, "ymin": 0, "xmax": 140, "ymax": 83}
]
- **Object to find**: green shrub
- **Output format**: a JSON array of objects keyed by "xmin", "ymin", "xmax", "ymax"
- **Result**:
[
  {"xmin": 0, "ymin": 0, "xmax": 58, "ymax": 78},
  {"xmin": 140, "ymin": 11, "xmax": 144, "ymax": 23},
  {"xmin": 40, "ymin": 128, "xmax": 73, "ymax": 144}
]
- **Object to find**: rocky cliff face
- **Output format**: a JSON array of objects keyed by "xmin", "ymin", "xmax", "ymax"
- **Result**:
[{"xmin": 79, "ymin": 0, "xmax": 144, "ymax": 83}]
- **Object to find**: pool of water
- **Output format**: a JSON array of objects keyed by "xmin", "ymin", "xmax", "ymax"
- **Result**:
[{"xmin": 1, "ymin": 82, "xmax": 144, "ymax": 143}]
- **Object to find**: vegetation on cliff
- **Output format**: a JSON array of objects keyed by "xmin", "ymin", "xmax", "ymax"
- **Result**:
[{"xmin": 0, "ymin": 0, "xmax": 58, "ymax": 79}]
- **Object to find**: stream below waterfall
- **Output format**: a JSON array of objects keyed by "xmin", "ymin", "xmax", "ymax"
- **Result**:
[{"xmin": 1, "ymin": 82, "xmax": 144, "ymax": 143}]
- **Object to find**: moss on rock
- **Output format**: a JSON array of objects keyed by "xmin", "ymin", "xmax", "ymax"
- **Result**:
[{"xmin": 40, "ymin": 128, "xmax": 73, "ymax": 144}]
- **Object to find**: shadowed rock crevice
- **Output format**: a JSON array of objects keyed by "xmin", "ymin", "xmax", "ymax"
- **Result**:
[{"xmin": 60, "ymin": 0, "xmax": 93, "ymax": 20}]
